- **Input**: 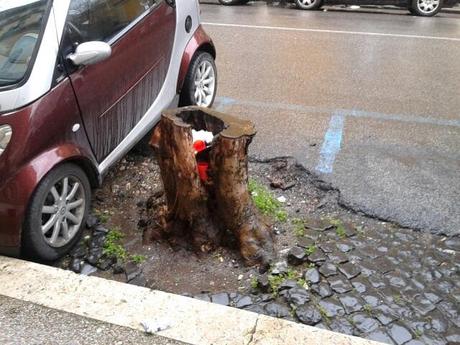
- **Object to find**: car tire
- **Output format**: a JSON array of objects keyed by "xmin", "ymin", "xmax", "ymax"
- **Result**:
[
  {"xmin": 218, "ymin": 0, "xmax": 250, "ymax": 5},
  {"xmin": 180, "ymin": 51, "xmax": 218, "ymax": 108},
  {"xmin": 22, "ymin": 163, "xmax": 91, "ymax": 261},
  {"xmin": 295, "ymin": 0, "xmax": 323, "ymax": 10},
  {"xmin": 410, "ymin": 0, "xmax": 442, "ymax": 16}
]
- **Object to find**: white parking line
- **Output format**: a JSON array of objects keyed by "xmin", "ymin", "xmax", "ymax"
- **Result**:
[{"xmin": 203, "ymin": 22, "xmax": 460, "ymax": 42}]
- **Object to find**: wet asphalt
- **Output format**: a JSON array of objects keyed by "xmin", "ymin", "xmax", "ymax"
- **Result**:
[
  {"xmin": 0, "ymin": 295, "xmax": 187, "ymax": 345},
  {"xmin": 201, "ymin": 2, "xmax": 460, "ymax": 236}
]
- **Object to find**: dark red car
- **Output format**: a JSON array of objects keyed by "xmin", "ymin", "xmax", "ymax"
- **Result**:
[{"xmin": 0, "ymin": 0, "xmax": 217, "ymax": 260}]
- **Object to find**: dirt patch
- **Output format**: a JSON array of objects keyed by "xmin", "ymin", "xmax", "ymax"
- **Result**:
[
  {"xmin": 61, "ymin": 148, "xmax": 396, "ymax": 294},
  {"xmin": 56, "ymin": 147, "xmax": 459, "ymax": 344}
]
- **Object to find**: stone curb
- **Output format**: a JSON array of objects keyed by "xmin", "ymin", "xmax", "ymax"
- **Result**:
[{"xmin": 0, "ymin": 256, "xmax": 383, "ymax": 345}]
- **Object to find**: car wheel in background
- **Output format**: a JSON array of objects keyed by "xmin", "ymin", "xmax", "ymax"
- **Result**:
[
  {"xmin": 218, "ymin": 0, "xmax": 250, "ymax": 5},
  {"xmin": 410, "ymin": 0, "xmax": 442, "ymax": 16},
  {"xmin": 295, "ymin": 0, "xmax": 323, "ymax": 10},
  {"xmin": 180, "ymin": 51, "xmax": 217, "ymax": 108},
  {"xmin": 22, "ymin": 163, "xmax": 90, "ymax": 261}
]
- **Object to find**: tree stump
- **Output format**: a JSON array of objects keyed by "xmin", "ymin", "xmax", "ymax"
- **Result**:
[{"xmin": 149, "ymin": 106, "xmax": 273, "ymax": 267}]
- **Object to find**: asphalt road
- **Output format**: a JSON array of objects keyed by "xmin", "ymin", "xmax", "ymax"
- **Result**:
[
  {"xmin": 201, "ymin": 2, "xmax": 460, "ymax": 236},
  {"xmin": 0, "ymin": 295, "xmax": 187, "ymax": 345}
]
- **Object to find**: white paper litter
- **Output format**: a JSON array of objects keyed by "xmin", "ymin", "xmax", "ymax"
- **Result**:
[
  {"xmin": 140, "ymin": 319, "xmax": 172, "ymax": 334},
  {"xmin": 192, "ymin": 129, "xmax": 213, "ymax": 144},
  {"xmin": 277, "ymin": 196, "xmax": 287, "ymax": 203}
]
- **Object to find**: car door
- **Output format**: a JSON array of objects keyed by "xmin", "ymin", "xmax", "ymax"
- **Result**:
[{"xmin": 62, "ymin": 0, "xmax": 176, "ymax": 162}]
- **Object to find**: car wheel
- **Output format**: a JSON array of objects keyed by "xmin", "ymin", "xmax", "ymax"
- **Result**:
[
  {"xmin": 410, "ymin": 0, "xmax": 442, "ymax": 16},
  {"xmin": 295, "ymin": 0, "xmax": 323, "ymax": 10},
  {"xmin": 22, "ymin": 163, "xmax": 90, "ymax": 261},
  {"xmin": 218, "ymin": 0, "xmax": 250, "ymax": 5},
  {"xmin": 180, "ymin": 51, "xmax": 217, "ymax": 108}
]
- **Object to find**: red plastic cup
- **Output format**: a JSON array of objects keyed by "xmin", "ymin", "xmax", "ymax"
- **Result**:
[
  {"xmin": 193, "ymin": 140, "xmax": 206, "ymax": 153},
  {"xmin": 197, "ymin": 162, "xmax": 209, "ymax": 182}
]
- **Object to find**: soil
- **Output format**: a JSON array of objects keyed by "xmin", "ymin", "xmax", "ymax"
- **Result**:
[
  {"xmin": 55, "ymin": 145, "xmax": 459, "ymax": 344},
  {"xmin": 79, "ymin": 147, "xmax": 408, "ymax": 295}
]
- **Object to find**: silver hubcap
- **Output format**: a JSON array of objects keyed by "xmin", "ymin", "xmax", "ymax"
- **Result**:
[
  {"xmin": 41, "ymin": 176, "xmax": 85, "ymax": 248},
  {"xmin": 194, "ymin": 60, "xmax": 216, "ymax": 107},
  {"xmin": 417, "ymin": 0, "xmax": 439, "ymax": 13}
]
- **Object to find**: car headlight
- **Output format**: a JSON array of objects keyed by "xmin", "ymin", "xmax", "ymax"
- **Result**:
[{"xmin": 0, "ymin": 125, "xmax": 12, "ymax": 156}]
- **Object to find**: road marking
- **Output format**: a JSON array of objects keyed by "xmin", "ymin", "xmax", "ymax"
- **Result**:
[
  {"xmin": 316, "ymin": 113, "xmax": 345, "ymax": 174},
  {"xmin": 215, "ymin": 96, "xmax": 236, "ymax": 111},
  {"xmin": 203, "ymin": 22, "xmax": 460, "ymax": 42},
  {"xmin": 214, "ymin": 96, "xmax": 460, "ymax": 128}
]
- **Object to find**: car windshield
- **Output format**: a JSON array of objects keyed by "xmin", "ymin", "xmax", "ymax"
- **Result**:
[{"xmin": 0, "ymin": 0, "xmax": 50, "ymax": 88}]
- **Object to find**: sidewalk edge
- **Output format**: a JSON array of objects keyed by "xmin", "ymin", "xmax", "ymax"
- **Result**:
[{"xmin": 0, "ymin": 256, "xmax": 384, "ymax": 345}]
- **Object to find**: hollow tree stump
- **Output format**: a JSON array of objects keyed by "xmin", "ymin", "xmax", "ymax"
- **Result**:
[{"xmin": 149, "ymin": 106, "xmax": 273, "ymax": 266}]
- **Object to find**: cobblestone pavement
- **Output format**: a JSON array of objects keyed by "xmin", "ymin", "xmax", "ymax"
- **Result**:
[
  {"xmin": 194, "ymin": 224, "xmax": 459, "ymax": 345},
  {"xmin": 57, "ymin": 152, "xmax": 459, "ymax": 345}
]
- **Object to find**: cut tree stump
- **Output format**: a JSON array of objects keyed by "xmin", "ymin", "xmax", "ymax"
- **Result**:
[{"xmin": 149, "ymin": 106, "xmax": 273, "ymax": 267}]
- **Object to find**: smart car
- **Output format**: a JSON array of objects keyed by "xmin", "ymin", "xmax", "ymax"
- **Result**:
[{"xmin": 0, "ymin": 0, "xmax": 217, "ymax": 260}]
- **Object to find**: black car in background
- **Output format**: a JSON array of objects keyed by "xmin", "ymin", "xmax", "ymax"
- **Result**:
[{"xmin": 218, "ymin": 0, "xmax": 458, "ymax": 16}]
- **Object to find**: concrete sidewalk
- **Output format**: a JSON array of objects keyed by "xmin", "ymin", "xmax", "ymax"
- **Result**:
[{"xmin": 0, "ymin": 256, "xmax": 383, "ymax": 345}]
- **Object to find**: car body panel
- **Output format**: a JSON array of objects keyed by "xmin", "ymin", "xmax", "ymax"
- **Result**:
[
  {"xmin": 68, "ymin": 2, "xmax": 176, "ymax": 162},
  {"xmin": 0, "ymin": 0, "xmax": 215, "ymax": 257},
  {"xmin": 0, "ymin": 78, "xmax": 96, "ymax": 251},
  {"xmin": 97, "ymin": 0, "xmax": 203, "ymax": 175}
]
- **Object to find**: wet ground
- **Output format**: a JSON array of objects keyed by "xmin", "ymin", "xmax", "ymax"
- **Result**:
[
  {"xmin": 201, "ymin": 2, "xmax": 460, "ymax": 236},
  {"xmin": 57, "ymin": 3, "xmax": 460, "ymax": 344},
  {"xmin": 58, "ymin": 147, "xmax": 459, "ymax": 345}
]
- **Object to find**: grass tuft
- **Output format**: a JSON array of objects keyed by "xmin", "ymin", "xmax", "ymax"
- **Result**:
[
  {"xmin": 248, "ymin": 179, "xmax": 287, "ymax": 222},
  {"xmin": 103, "ymin": 229, "xmax": 127, "ymax": 261}
]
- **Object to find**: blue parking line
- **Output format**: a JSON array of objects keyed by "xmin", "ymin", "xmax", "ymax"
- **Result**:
[
  {"xmin": 315, "ymin": 113, "xmax": 345, "ymax": 174},
  {"xmin": 214, "ymin": 96, "xmax": 236, "ymax": 111}
]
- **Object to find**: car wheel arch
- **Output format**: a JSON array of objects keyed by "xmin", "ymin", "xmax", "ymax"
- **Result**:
[{"xmin": 10, "ymin": 148, "xmax": 97, "ymax": 253}]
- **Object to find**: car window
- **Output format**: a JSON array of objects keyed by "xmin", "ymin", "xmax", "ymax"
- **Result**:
[
  {"xmin": 66, "ymin": 0, "xmax": 159, "ymax": 44},
  {"xmin": 0, "ymin": 0, "xmax": 50, "ymax": 88}
]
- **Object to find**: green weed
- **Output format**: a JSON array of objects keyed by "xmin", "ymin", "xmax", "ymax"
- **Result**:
[
  {"xmin": 130, "ymin": 254, "xmax": 146, "ymax": 264},
  {"xmin": 248, "ymin": 179, "xmax": 287, "ymax": 222},
  {"xmin": 363, "ymin": 304, "xmax": 372, "ymax": 316},
  {"xmin": 317, "ymin": 305, "xmax": 331, "ymax": 325},
  {"xmin": 103, "ymin": 229, "xmax": 127, "ymax": 261},
  {"xmin": 330, "ymin": 218, "xmax": 346, "ymax": 238},
  {"xmin": 268, "ymin": 274, "xmax": 284, "ymax": 296},
  {"xmin": 94, "ymin": 209, "xmax": 110, "ymax": 223},
  {"xmin": 292, "ymin": 218, "xmax": 305, "ymax": 237},
  {"xmin": 305, "ymin": 245, "xmax": 317, "ymax": 256}
]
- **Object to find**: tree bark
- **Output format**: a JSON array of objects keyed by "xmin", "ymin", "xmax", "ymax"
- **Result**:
[{"xmin": 149, "ymin": 106, "xmax": 273, "ymax": 266}]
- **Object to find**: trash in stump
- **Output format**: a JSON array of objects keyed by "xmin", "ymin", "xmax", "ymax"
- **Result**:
[
  {"xmin": 192, "ymin": 129, "xmax": 213, "ymax": 182},
  {"xmin": 192, "ymin": 129, "xmax": 213, "ymax": 144},
  {"xmin": 193, "ymin": 140, "xmax": 206, "ymax": 154}
]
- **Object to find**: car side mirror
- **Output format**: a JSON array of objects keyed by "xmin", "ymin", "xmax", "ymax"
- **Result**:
[{"xmin": 67, "ymin": 41, "xmax": 111, "ymax": 66}]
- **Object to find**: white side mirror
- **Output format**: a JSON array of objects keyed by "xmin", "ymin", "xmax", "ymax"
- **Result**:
[{"xmin": 67, "ymin": 41, "xmax": 111, "ymax": 66}]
